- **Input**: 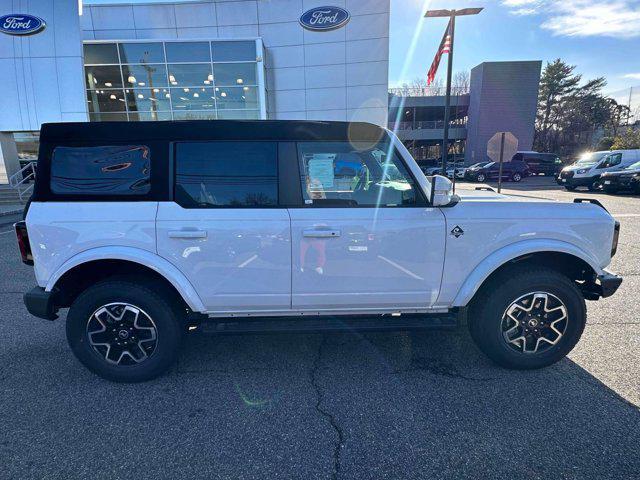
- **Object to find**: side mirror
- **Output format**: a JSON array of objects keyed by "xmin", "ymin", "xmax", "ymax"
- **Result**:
[{"xmin": 430, "ymin": 175, "xmax": 459, "ymax": 207}]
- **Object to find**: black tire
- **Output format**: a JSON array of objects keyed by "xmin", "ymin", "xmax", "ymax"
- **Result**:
[
  {"xmin": 468, "ymin": 266, "xmax": 586, "ymax": 370},
  {"xmin": 564, "ymin": 185, "xmax": 576, "ymax": 191},
  {"xmin": 476, "ymin": 173, "xmax": 486, "ymax": 182},
  {"xmin": 588, "ymin": 178, "xmax": 601, "ymax": 191},
  {"xmin": 511, "ymin": 172, "xmax": 523, "ymax": 182},
  {"xmin": 66, "ymin": 280, "xmax": 183, "ymax": 382}
]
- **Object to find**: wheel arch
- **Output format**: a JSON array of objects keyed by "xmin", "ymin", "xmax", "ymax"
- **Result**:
[
  {"xmin": 47, "ymin": 247, "xmax": 206, "ymax": 313},
  {"xmin": 452, "ymin": 240, "xmax": 602, "ymax": 307}
]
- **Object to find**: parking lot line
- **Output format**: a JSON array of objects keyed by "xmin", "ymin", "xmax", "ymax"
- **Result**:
[{"xmin": 0, "ymin": 230, "xmax": 13, "ymax": 235}]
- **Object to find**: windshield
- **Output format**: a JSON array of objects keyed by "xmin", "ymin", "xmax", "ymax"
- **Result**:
[{"xmin": 574, "ymin": 152, "xmax": 606, "ymax": 166}]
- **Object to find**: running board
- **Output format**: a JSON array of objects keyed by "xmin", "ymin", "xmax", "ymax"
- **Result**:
[{"xmin": 197, "ymin": 312, "xmax": 460, "ymax": 334}]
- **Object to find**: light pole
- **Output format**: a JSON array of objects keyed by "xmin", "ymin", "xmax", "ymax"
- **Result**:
[{"xmin": 424, "ymin": 8, "xmax": 483, "ymax": 176}]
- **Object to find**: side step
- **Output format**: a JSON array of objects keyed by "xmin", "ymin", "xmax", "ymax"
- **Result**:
[{"xmin": 198, "ymin": 312, "xmax": 460, "ymax": 335}]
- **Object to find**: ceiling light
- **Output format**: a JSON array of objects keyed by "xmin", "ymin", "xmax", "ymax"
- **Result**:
[
  {"xmin": 138, "ymin": 82, "xmax": 145, "ymax": 86},
  {"xmin": 104, "ymin": 82, "xmax": 112, "ymax": 87},
  {"xmin": 165, "ymin": 93, "xmax": 170, "ymax": 98},
  {"xmin": 236, "ymin": 78, "xmax": 243, "ymax": 84},
  {"xmin": 171, "ymin": 81, "xmax": 177, "ymax": 85},
  {"xmin": 204, "ymin": 80, "xmax": 210, "ymax": 84},
  {"xmin": 169, "ymin": 74, "xmax": 176, "ymax": 82},
  {"xmin": 220, "ymin": 92, "xmax": 227, "ymax": 97},
  {"xmin": 127, "ymin": 75, "xmax": 136, "ymax": 83},
  {"xmin": 183, "ymin": 88, "xmax": 189, "ymax": 92},
  {"xmin": 208, "ymin": 74, "xmax": 213, "ymax": 81},
  {"xmin": 109, "ymin": 94, "xmax": 116, "ymax": 100},
  {"xmin": 137, "ymin": 93, "xmax": 144, "ymax": 99},
  {"xmin": 153, "ymin": 88, "xmax": 159, "ymax": 93},
  {"xmin": 243, "ymin": 86, "xmax": 249, "ymax": 91}
]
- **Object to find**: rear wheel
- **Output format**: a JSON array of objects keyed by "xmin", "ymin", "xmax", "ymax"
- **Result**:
[
  {"xmin": 512, "ymin": 172, "xmax": 523, "ymax": 182},
  {"xmin": 476, "ymin": 173, "xmax": 486, "ymax": 182},
  {"xmin": 564, "ymin": 185, "xmax": 576, "ymax": 191},
  {"xmin": 469, "ymin": 267, "xmax": 586, "ymax": 369},
  {"xmin": 66, "ymin": 280, "xmax": 183, "ymax": 382}
]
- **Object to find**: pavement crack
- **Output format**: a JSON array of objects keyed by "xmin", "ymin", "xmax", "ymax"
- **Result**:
[
  {"xmin": 310, "ymin": 335, "xmax": 344, "ymax": 480},
  {"xmin": 393, "ymin": 356, "xmax": 497, "ymax": 381}
]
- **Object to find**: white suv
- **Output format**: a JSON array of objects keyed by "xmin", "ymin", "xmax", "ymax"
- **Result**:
[{"xmin": 16, "ymin": 120, "xmax": 622, "ymax": 382}]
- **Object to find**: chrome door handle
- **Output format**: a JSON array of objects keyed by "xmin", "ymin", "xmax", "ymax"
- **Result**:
[
  {"xmin": 303, "ymin": 229, "xmax": 341, "ymax": 238},
  {"xmin": 168, "ymin": 230, "xmax": 207, "ymax": 239}
]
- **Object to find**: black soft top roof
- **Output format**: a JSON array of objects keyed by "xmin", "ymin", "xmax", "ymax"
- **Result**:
[{"xmin": 40, "ymin": 120, "xmax": 388, "ymax": 143}]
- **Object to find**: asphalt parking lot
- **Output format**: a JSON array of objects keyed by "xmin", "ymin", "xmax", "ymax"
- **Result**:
[{"xmin": 1, "ymin": 178, "xmax": 638, "ymax": 480}]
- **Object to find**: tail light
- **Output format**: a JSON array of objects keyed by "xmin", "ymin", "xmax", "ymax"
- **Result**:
[
  {"xmin": 14, "ymin": 221, "xmax": 33, "ymax": 265},
  {"xmin": 611, "ymin": 220, "xmax": 620, "ymax": 257}
]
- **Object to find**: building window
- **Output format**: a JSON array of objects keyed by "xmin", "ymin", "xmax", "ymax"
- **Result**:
[{"xmin": 83, "ymin": 40, "xmax": 264, "ymax": 122}]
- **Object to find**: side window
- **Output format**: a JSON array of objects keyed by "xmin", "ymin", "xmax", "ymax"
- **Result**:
[
  {"xmin": 599, "ymin": 153, "xmax": 622, "ymax": 169},
  {"xmin": 51, "ymin": 145, "xmax": 150, "ymax": 195},
  {"xmin": 297, "ymin": 141, "xmax": 419, "ymax": 207},
  {"xmin": 175, "ymin": 141, "xmax": 278, "ymax": 208}
]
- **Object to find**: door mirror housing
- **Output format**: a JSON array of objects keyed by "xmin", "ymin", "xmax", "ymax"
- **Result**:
[{"xmin": 429, "ymin": 175, "xmax": 459, "ymax": 207}]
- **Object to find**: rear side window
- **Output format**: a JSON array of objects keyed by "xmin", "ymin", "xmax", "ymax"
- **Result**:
[
  {"xmin": 51, "ymin": 145, "xmax": 150, "ymax": 195},
  {"xmin": 175, "ymin": 142, "xmax": 278, "ymax": 208}
]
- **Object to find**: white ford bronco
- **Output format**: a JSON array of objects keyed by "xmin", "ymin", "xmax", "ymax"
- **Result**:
[{"xmin": 16, "ymin": 120, "xmax": 622, "ymax": 382}]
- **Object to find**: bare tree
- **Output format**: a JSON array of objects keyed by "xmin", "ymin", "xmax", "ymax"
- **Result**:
[{"xmin": 453, "ymin": 71, "xmax": 470, "ymax": 93}]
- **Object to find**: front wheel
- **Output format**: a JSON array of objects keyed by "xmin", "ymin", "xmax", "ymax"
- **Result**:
[
  {"xmin": 588, "ymin": 178, "xmax": 602, "ymax": 191},
  {"xmin": 476, "ymin": 173, "xmax": 486, "ymax": 182},
  {"xmin": 66, "ymin": 280, "xmax": 183, "ymax": 382},
  {"xmin": 468, "ymin": 267, "xmax": 586, "ymax": 369},
  {"xmin": 512, "ymin": 172, "xmax": 523, "ymax": 182}
]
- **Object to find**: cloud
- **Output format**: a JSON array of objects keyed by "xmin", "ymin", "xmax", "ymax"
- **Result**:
[
  {"xmin": 502, "ymin": 0, "xmax": 640, "ymax": 38},
  {"xmin": 623, "ymin": 73, "xmax": 640, "ymax": 79}
]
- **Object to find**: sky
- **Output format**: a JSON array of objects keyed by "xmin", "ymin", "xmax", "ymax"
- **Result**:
[
  {"xmin": 389, "ymin": 0, "xmax": 640, "ymax": 95},
  {"xmin": 85, "ymin": 0, "xmax": 640, "ymax": 95}
]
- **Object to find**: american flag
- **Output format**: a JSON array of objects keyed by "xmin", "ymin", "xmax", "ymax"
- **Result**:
[{"xmin": 427, "ymin": 19, "xmax": 452, "ymax": 86}]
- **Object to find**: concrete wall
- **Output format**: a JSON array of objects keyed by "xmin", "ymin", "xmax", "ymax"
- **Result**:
[
  {"xmin": 0, "ymin": 0, "xmax": 87, "ymax": 132},
  {"xmin": 465, "ymin": 61, "xmax": 541, "ymax": 164},
  {"xmin": 81, "ymin": 0, "xmax": 390, "ymax": 125}
]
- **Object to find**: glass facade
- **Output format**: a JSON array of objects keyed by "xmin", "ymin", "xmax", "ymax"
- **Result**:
[{"xmin": 83, "ymin": 40, "xmax": 264, "ymax": 122}]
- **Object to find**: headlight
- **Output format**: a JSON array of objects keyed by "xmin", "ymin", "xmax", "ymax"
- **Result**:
[{"xmin": 576, "ymin": 168, "xmax": 588, "ymax": 174}]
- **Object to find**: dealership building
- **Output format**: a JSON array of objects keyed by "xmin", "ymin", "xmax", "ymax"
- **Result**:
[
  {"xmin": 0, "ymin": 0, "xmax": 541, "ymax": 186},
  {"xmin": 0, "ymin": 0, "xmax": 390, "ymax": 183}
]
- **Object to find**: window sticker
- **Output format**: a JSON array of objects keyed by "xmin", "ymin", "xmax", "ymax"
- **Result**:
[{"xmin": 307, "ymin": 155, "xmax": 335, "ymax": 189}]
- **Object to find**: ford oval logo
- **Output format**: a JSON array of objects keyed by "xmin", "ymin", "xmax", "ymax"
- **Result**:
[
  {"xmin": 300, "ymin": 6, "xmax": 350, "ymax": 31},
  {"xmin": 0, "ymin": 14, "xmax": 46, "ymax": 36}
]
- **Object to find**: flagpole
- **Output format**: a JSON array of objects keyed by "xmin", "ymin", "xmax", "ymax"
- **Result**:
[
  {"xmin": 425, "ymin": 7, "xmax": 483, "ymax": 181},
  {"xmin": 441, "ymin": 13, "xmax": 455, "ymax": 177}
]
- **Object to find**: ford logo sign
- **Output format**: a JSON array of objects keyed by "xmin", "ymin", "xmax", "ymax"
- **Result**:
[
  {"xmin": 0, "ymin": 14, "xmax": 46, "ymax": 36},
  {"xmin": 300, "ymin": 6, "xmax": 350, "ymax": 31}
]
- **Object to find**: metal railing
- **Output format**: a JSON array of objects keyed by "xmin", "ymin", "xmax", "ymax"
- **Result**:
[
  {"xmin": 388, "ymin": 119, "xmax": 467, "ymax": 131},
  {"xmin": 389, "ymin": 86, "xmax": 470, "ymax": 97},
  {"xmin": 9, "ymin": 161, "xmax": 36, "ymax": 202}
]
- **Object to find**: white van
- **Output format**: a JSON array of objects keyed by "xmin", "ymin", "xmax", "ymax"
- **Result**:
[{"xmin": 557, "ymin": 150, "xmax": 640, "ymax": 191}]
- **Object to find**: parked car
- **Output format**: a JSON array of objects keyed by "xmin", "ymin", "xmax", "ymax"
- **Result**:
[
  {"xmin": 464, "ymin": 158, "xmax": 530, "ymax": 182},
  {"xmin": 514, "ymin": 151, "xmax": 562, "ymax": 176},
  {"xmin": 557, "ymin": 149, "xmax": 640, "ymax": 191},
  {"xmin": 601, "ymin": 159, "xmax": 640, "ymax": 194},
  {"xmin": 17, "ymin": 120, "xmax": 621, "ymax": 382}
]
